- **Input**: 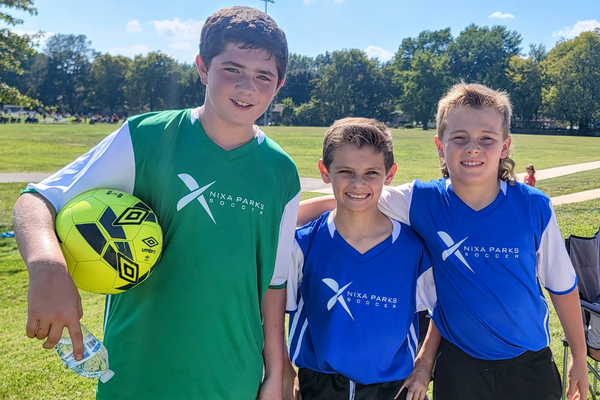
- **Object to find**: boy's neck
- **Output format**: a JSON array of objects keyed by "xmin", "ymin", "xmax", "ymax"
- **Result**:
[
  {"xmin": 333, "ymin": 207, "xmax": 393, "ymax": 255},
  {"xmin": 197, "ymin": 106, "xmax": 257, "ymax": 151},
  {"xmin": 451, "ymin": 179, "xmax": 500, "ymax": 212}
]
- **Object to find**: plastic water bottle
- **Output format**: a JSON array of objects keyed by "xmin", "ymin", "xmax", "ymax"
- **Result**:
[{"xmin": 54, "ymin": 324, "xmax": 114, "ymax": 383}]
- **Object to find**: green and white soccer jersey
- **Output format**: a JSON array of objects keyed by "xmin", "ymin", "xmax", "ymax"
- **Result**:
[{"xmin": 27, "ymin": 108, "xmax": 301, "ymax": 399}]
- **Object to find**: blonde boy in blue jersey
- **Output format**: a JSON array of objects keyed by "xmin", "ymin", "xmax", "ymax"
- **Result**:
[
  {"xmin": 285, "ymin": 118, "xmax": 436, "ymax": 400},
  {"xmin": 299, "ymin": 84, "xmax": 588, "ymax": 400},
  {"xmin": 14, "ymin": 7, "xmax": 300, "ymax": 400}
]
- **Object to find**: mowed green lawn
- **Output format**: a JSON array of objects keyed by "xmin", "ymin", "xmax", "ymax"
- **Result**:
[{"xmin": 1, "ymin": 123, "xmax": 600, "ymax": 399}]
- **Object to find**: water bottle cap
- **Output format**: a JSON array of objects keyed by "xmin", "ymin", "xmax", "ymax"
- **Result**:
[{"xmin": 100, "ymin": 370, "xmax": 115, "ymax": 383}]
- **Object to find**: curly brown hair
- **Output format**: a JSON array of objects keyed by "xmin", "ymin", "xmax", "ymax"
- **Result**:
[{"xmin": 436, "ymin": 83, "xmax": 516, "ymax": 183}]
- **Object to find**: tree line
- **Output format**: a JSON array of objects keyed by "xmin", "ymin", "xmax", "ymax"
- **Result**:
[{"xmin": 1, "ymin": 0, "xmax": 599, "ymax": 129}]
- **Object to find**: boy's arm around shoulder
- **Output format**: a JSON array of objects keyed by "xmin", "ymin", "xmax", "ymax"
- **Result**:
[
  {"xmin": 13, "ymin": 192, "xmax": 85, "ymax": 361},
  {"xmin": 296, "ymin": 181, "xmax": 413, "ymax": 227}
]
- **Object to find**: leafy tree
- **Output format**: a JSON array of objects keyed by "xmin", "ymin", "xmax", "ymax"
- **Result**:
[
  {"xmin": 506, "ymin": 55, "xmax": 542, "ymax": 126},
  {"xmin": 174, "ymin": 63, "xmax": 205, "ymax": 110},
  {"xmin": 392, "ymin": 29, "xmax": 453, "ymax": 129},
  {"xmin": 276, "ymin": 54, "xmax": 318, "ymax": 105},
  {"xmin": 543, "ymin": 29, "xmax": 600, "ymax": 130},
  {"xmin": 312, "ymin": 49, "xmax": 394, "ymax": 124},
  {"xmin": 42, "ymin": 34, "xmax": 94, "ymax": 113},
  {"xmin": 293, "ymin": 98, "xmax": 329, "ymax": 126},
  {"xmin": 398, "ymin": 51, "xmax": 451, "ymax": 129},
  {"xmin": 278, "ymin": 97, "xmax": 295, "ymax": 126},
  {"xmin": 125, "ymin": 52, "xmax": 179, "ymax": 112},
  {"xmin": 393, "ymin": 28, "xmax": 452, "ymax": 71},
  {"xmin": 89, "ymin": 54, "xmax": 132, "ymax": 114},
  {"xmin": 0, "ymin": 0, "xmax": 41, "ymax": 107},
  {"xmin": 528, "ymin": 43, "xmax": 548, "ymax": 64},
  {"xmin": 448, "ymin": 24, "xmax": 522, "ymax": 90}
]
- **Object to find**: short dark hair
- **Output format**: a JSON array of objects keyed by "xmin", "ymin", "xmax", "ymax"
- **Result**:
[
  {"xmin": 322, "ymin": 117, "xmax": 395, "ymax": 172},
  {"xmin": 199, "ymin": 6, "xmax": 288, "ymax": 86}
]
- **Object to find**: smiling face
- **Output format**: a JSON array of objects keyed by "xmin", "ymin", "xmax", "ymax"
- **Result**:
[
  {"xmin": 319, "ymin": 144, "xmax": 396, "ymax": 214},
  {"xmin": 196, "ymin": 43, "xmax": 281, "ymax": 130},
  {"xmin": 526, "ymin": 168, "xmax": 534, "ymax": 177},
  {"xmin": 435, "ymin": 106, "xmax": 511, "ymax": 192}
]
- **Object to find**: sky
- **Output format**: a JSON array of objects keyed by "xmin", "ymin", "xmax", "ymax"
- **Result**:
[{"xmin": 6, "ymin": 0, "xmax": 600, "ymax": 65}]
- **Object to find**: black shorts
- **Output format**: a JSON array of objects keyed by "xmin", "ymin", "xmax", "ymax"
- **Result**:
[
  {"xmin": 298, "ymin": 368, "xmax": 408, "ymax": 400},
  {"xmin": 433, "ymin": 338, "xmax": 562, "ymax": 400}
]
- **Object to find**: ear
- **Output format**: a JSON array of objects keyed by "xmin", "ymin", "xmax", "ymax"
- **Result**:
[
  {"xmin": 196, "ymin": 55, "xmax": 208, "ymax": 85},
  {"xmin": 384, "ymin": 163, "xmax": 397, "ymax": 186},
  {"xmin": 500, "ymin": 136, "xmax": 512, "ymax": 159},
  {"xmin": 318, "ymin": 159, "xmax": 331, "ymax": 184},
  {"xmin": 434, "ymin": 135, "xmax": 445, "ymax": 158},
  {"xmin": 273, "ymin": 76, "xmax": 286, "ymax": 99}
]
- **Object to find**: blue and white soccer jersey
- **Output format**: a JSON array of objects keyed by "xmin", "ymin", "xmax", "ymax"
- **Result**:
[
  {"xmin": 379, "ymin": 179, "xmax": 577, "ymax": 360},
  {"xmin": 286, "ymin": 211, "xmax": 436, "ymax": 385}
]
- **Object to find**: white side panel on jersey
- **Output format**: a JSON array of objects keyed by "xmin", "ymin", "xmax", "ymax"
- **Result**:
[
  {"xmin": 286, "ymin": 238, "xmax": 305, "ymax": 312},
  {"xmin": 536, "ymin": 204, "xmax": 577, "ymax": 294},
  {"xmin": 26, "ymin": 122, "xmax": 136, "ymax": 212},
  {"xmin": 378, "ymin": 182, "xmax": 414, "ymax": 225},
  {"xmin": 416, "ymin": 267, "xmax": 437, "ymax": 313},
  {"xmin": 270, "ymin": 191, "xmax": 301, "ymax": 287}
]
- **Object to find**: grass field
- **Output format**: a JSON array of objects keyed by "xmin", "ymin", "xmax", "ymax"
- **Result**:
[{"xmin": 1, "ymin": 123, "xmax": 600, "ymax": 399}]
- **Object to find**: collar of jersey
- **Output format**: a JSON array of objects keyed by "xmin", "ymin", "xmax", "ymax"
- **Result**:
[
  {"xmin": 190, "ymin": 108, "xmax": 264, "ymax": 161},
  {"xmin": 326, "ymin": 210, "xmax": 400, "ymax": 262},
  {"xmin": 445, "ymin": 179, "xmax": 507, "ymax": 218}
]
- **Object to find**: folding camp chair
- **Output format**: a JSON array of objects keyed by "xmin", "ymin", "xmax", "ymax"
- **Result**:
[{"xmin": 562, "ymin": 226, "xmax": 600, "ymax": 400}]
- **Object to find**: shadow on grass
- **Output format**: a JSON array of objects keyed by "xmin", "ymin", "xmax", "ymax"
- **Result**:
[{"xmin": 0, "ymin": 269, "xmax": 23, "ymax": 277}]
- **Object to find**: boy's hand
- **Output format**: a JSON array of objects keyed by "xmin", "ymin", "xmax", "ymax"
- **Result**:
[
  {"xmin": 396, "ymin": 358, "xmax": 431, "ymax": 400},
  {"xmin": 257, "ymin": 376, "xmax": 282, "ymax": 400},
  {"xmin": 566, "ymin": 357, "xmax": 588, "ymax": 400},
  {"xmin": 27, "ymin": 263, "xmax": 84, "ymax": 360},
  {"xmin": 283, "ymin": 362, "xmax": 300, "ymax": 400}
]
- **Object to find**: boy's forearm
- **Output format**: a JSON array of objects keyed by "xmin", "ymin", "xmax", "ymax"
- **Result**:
[
  {"xmin": 14, "ymin": 193, "xmax": 65, "ymax": 269},
  {"xmin": 262, "ymin": 288, "xmax": 286, "ymax": 384},
  {"xmin": 297, "ymin": 195, "xmax": 335, "ymax": 227},
  {"xmin": 415, "ymin": 319, "xmax": 441, "ymax": 372},
  {"xmin": 550, "ymin": 289, "xmax": 587, "ymax": 359}
]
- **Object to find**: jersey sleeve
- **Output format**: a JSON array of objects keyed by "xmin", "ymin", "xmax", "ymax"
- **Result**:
[
  {"xmin": 416, "ymin": 249, "xmax": 437, "ymax": 313},
  {"xmin": 269, "ymin": 190, "xmax": 301, "ymax": 288},
  {"xmin": 378, "ymin": 182, "xmax": 414, "ymax": 225},
  {"xmin": 285, "ymin": 238, "xmax": 305, "ymax": 312},
  {"xmin": 537, "ymin": 202, "xmax": 577, "ymax": 295},
  {"xmin": 24, "ymin": 122, "xmax": 136, "ymax": 212}
]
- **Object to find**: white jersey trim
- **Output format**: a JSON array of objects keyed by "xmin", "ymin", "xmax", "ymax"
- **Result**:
[
  {"xmin": 379, "ymin": 183, "xmax": 414, "ymax": 225},
  {"xmin": 536, "ymin": 203, "xmax": 577, "ymax": 294},
  {"xmin": 416, "ymin": 267, "xmax": 436, "ymax": 313},
  {"xmin": 326, "ymin": 209, "xmax": 401, "ymax": 243},
  {"xmin": 271, "ymin": 191, "xmax": 301, "ymax": 287},
  {"xmin": 286, "ymin": 238, "xmax": 305, "ymax": 312},
  {"xmin": 190, "ymin": 107, "xmax": 266, "ymax": 145},
  {"xmin": 26, "ymin": 122, "xmax": 135, "ymax": 212}
]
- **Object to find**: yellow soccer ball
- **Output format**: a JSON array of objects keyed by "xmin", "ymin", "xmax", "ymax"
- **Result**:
[{"xmin": 56, "ymin": 189, "xmax": 163, "ymax": 294}]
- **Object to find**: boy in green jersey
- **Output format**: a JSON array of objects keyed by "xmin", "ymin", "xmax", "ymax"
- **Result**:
[{"xmin": 14, "ymin": 7, "xmax": 300, "ymax": 400}]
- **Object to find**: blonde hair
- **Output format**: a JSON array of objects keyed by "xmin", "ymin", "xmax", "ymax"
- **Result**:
[
  {"xmin": 322, "ymin": 117, "xmax": 394, "ymax": 172},
  {"xmin": 436, "ymin": 83, "xmax": 516, "ymax": 182}
]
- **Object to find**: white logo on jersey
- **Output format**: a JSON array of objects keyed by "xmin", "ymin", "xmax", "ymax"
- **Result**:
[
  {"xmin": 437, "ymin": 231, "xmax": 475, "ymax": 274},
  {"xmin": 176, "ymin": 173, "xmax": 217, "ymax": 224},
  {"xmin": 322, "ymin": 278, "xmax": 355, "ymax": 321}
]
